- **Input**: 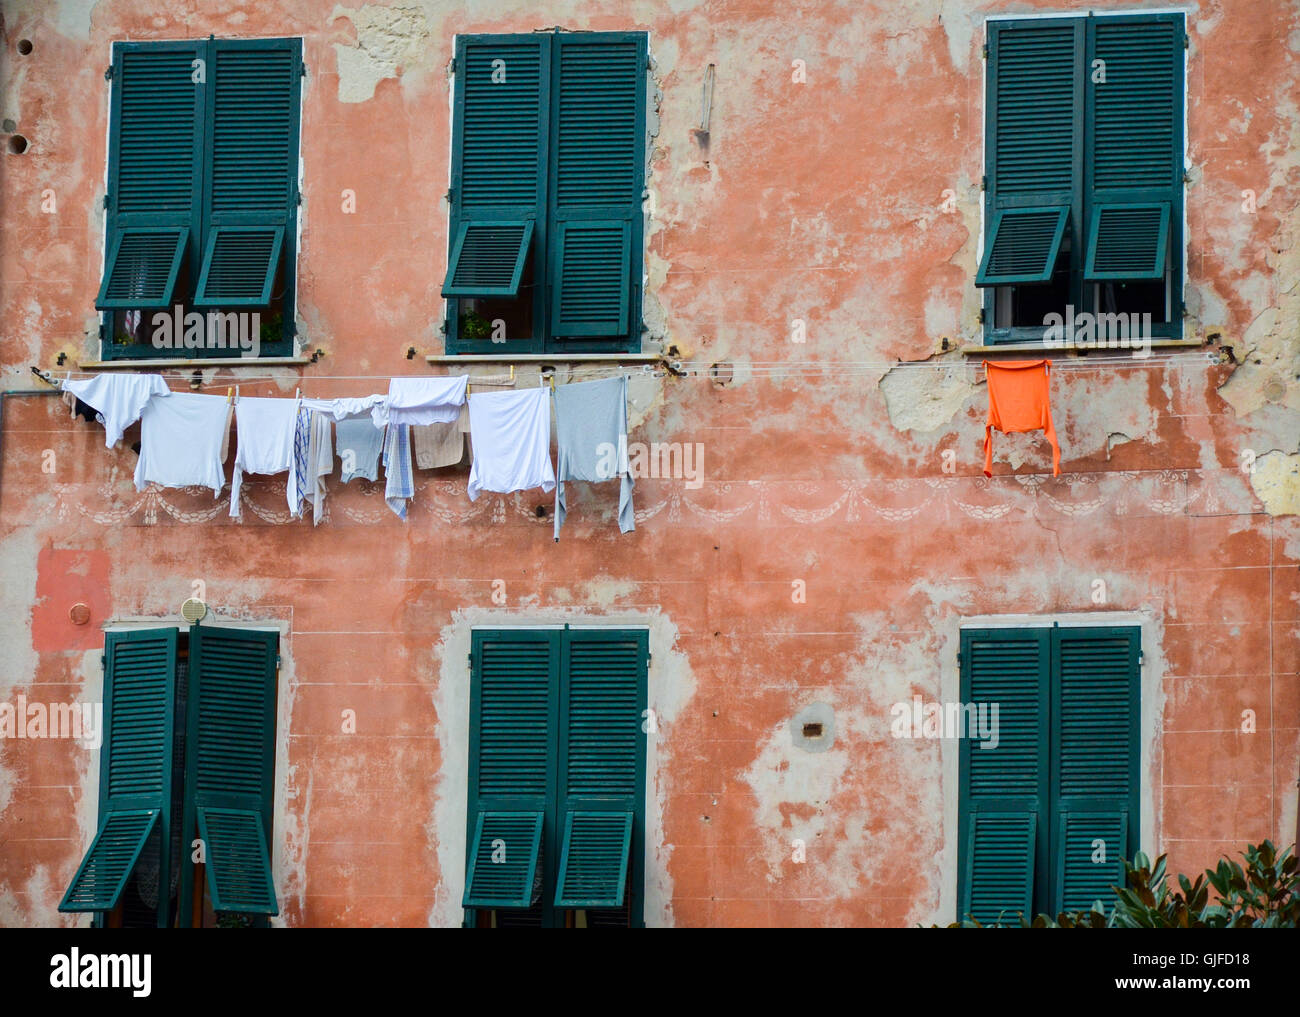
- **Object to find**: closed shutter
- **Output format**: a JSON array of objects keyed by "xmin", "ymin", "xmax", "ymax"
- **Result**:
[
  {"xmin": 1051, "ymin": 626, "xmax": 1139, "ymax": 912},
  {"xmin": 554, "ymin": 630, "xmax": 646, "ymax": 908},
  {"xmin": 1083, "ymin": 17, "xmax": 1182, "ymax": 282},
  {"xmin": 97, "ymin": 43, "xmax": 203, "ymax": 309},
  {"xmin": 463, "ymin": 631, "xmax": 558, "ymax": 908},
  {"xmin": 977, "ymin": 21, "xmax": 1082, "ymax": 287},
  {"xmin": 192, "ymin": 40, "xmax": 300, "ymax": 308},
  {"xmin": 549, "ymin": 36, "xmax": 644, "ymax": 340},
  {"xmin": 60, "ymin": 628, "xmax": 178, "ymax": 916},
  {"xmin": 957, "ymin": 628, "xmax": 1049, "ymax": 924},
  {"xmin": 180, "ymin": 626, "xmax": 279, "ymax": 917}
]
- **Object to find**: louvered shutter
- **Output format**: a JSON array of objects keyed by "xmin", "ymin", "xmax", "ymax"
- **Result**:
[
  {"xmin": 977, "ymin": 21, "xmax": 1082, "ymax": 287},
  {"xmin": 444, "ymin": 37, "xmax": 545, "ymax": 329},
  {"xmin": 193, "ymin": 40, "xmax": 301, "ymax": 308},
  {"xmin": 463, "ymin": 630, "xmax": 558, "ymax": 908},
  {"xmin": 180, "ymin": 626, "xmax": 279, "ymax": 918},
  {"xmin": 1051, "ymin": 626, "xmax": 1139, "ymax": 913},
  {"xmin": 554, "ymin": 630, "xmax": 645, "ymax": 908},
  {"xmin": 97, "ymin": 43, "xmax": 203, "ymax": 310},
  {"xmin": 957, "ymin": 628, "xmax": 1049, "ymax": 924},
  {"xmin": 61, "ymin": 628, "xmax": 178, "ymax": 917},
  {"xmin": 1083, "ymin": 17, "xmax": 1183, "ymax": 282},
  {"xmin": 549, "ymin": 35, "xmax": 644, "ymax": 341}
]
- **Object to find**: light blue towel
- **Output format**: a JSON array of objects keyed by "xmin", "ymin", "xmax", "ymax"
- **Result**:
[
  {"xmin": 553, "ymin": 376, "xmax": 635, "ymax": 540},
  {"xmin": 382, "ymin": 423, "xmax": 413, "ymax": 520}
]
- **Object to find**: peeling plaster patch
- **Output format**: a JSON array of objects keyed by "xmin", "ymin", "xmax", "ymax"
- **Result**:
[
  {"xmin": 1250, "ymin": 451, "xmax": 1300, "ymax": 516},
  {"xmin": 51, "ymin": 0, "xmax": 94, "ymax": 40},
  {"xmin": 1107, "ymin": 433, "xmax": 1133, "ymax": 459},
  {"xmin": 430, "ymin": 608, "xmax": 695, "ymax": 928},
  {"xmin": 331, "ymin": 5, "xmax": 430, "ymax": 103},
  {"xmin": 879, "ymin": 361, "xmax": 976, "ymax": 433},
  {"xmin": 580, "ymin": 578, "xmax": 637, "ymax": 609}
]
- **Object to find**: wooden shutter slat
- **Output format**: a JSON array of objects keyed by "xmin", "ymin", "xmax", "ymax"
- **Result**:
[
  {"xmin": 975, "ymin": 206, "xmax": 1069, "ymax": 286},
  {"xmin": 554, "ymin": 811, "xmax": 632, "ymax": 908},
  {"xmin": 59, "ymin": 810, "xmax": 160, "ymax": 913},
  {"xmin": 1055, "ymin": 809, "xmax": 1128, "ymax": 914},
  {"xmin": 192, "ymin": 225, "xmax": 284, "ymax": 306},
  {"xmin": 462, "ymin": 811, "xmax": 544, "ymax": 908},
  {"xmin": 442, "ymin": 220, "xmax": 534, "ymax": 298},
  {"xmin": 962, "ymin": 811, "xmax": 1037, "ymax": 925},
  {"xmin": 196, "ymin": 806, "xmax": 278, "ymax": 914}
]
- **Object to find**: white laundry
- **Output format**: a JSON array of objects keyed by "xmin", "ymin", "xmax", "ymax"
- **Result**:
[
  {"xmin": 134, "ymin": 392, "xmax": 230, "ymax": 498},
  {"xmin": 301, "ymin": 394, "xmax": 386, "ymax": 421},
  {"xmin": 229, "ymin": 397, "xmax": 298, "ymax": 518},
  {"xmin": 373, "ymin": 376, "xmax": 468, "ymax": 428},
  {"xmin": 466, "ymin": 387, "xmax": 555, "ymax": 501},
  {"xmin": 61, "ymin": 374, "xmax": 170, "ymax": 447}
]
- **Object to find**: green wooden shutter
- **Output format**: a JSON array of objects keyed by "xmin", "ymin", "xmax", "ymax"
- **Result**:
[
  {"xmin": 977, "ymin": 21, "xmax": 1082, "ymax": 288},
  {"xmin": 193, "ymin": 39, "xmax": 301, "ymax": 309},
  {"xmin": 957, "ymin": 628, "xmax": 1049, "ymax": 924},
  {"xmin": 179, "ymin": 626, "xmax": 279, "ymax": 919},
  {"xmin": 446, "ymin": 36, "xmax": 546, "ymax": 351},
  {"xmin": 442, "ymin": 220, "xmax": 535, "ymax": 298},
  {"xmin": 97, "ymin": 43, "xmax": 203, "ymax": 310},
  {"xmin": 1051, "ymin": 626, "xmax": 1139, "ymax": 913},
  {"xmin": 554, "ymin": 629, "xmax": 646, "ymax": 909},
  {"xmin": 1084, "ymin": 16, "xmax": 1183, "ymax": 283},
  {"xmin": 463, "ymin": 630, "xmax": 558, "ymax": 909},
  {"xmin": 548, "ymin": 35, "xmax": 645, "ymax": 344},
  {"xmin": 60, "ymin": 628, "xmax": 178, "ymax": 917}
]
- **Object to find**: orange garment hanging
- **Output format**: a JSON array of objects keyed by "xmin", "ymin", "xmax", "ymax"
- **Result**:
[{"xmin": 983, "ymin": 359, "xmax": 1061, "ymax": 478}]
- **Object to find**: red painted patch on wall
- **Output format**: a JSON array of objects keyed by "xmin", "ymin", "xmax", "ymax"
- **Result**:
[{"xmin": 31, "ymin": 547, "xmax": 110, "ymax": 652}]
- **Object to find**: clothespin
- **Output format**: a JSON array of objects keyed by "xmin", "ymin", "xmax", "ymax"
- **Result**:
[
  {"xmin": 509, "ymin": 364, "xmax": 515, "ymax": 383},
  {"xmin": 227, "ymin": 386, "xmax": 234, "ymax": 404},
  {"xmin": 550, "ymin": 373, "xmax": 556, "ymax": 393}
]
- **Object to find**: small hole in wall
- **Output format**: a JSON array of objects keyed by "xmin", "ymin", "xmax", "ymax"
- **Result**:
[
  {"xmin": 8, "ymin": 135, "xmax": 28, "ymax": 155},
  {"xmin": 802, "ymin": 722, "xmax": 823, "ymax": 738},
  {"xmin": 17, "ymin": 39, "xmax": 33, "ymax": 56}
]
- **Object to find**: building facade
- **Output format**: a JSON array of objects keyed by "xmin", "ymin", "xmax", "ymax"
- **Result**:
[{"xmin": 0, "ymin": 0, "xmax": 1297, "ymax": 927}]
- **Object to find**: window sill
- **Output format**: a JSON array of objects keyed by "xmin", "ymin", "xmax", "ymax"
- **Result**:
[
  {"xmin": 79, "ymin": 356, "xmax": 314, "ymax": 369},
  {"xmin": 426, "ymin": 353, "xmax": 665, "ymax": 364},
  {"xmin": 960, "ymin": 337, "xmax": 1206, "ymax": 356}
]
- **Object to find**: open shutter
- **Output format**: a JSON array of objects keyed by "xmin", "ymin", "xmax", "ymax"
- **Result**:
[
  {"xmin": 1051, "ymin": 626, "xmax": 1139, "ymax": 913},
  {"xmin": 193, "ymin": 39, "xmax": 301, "ymax": 309},
  {"xmin": 97, "ymin": 43, "xmax": 203, "ymax": 310},
  {"xmin": 180, "ymin": 626, "xmax": 279, "ymax": 919},
  {"xmin": 463, "ymin": 631, "xmax": 557, "ymax": 910},
  {"xmin": 549, "ymin": 35, "xmax": 644, "ymax": 342},
  {"xmin": 977, "ymin": 21, "xmax": 1082, "ymax": 288},
  {"xmin": 1083, "ymin": 17, "xmax": 1182, "ymax": 283},
  {"xmin": 555, "ymin": 630, "xmax": 646, "ymax": 910},
  {"xmin": 60, "ymin": 628, "xmax": 177, "ymax": 917},
  {"xmin": 442, "ymin": 220, "xmax": 535, "ymax": 298},
  {"xmin": 957, "ymin": 628, "xmax": 1049, "ymax": 924}
]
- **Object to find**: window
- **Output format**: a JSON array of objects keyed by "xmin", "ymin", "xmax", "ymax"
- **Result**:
[
  {"xmin": 97, "ymin": 39, "xmax": 302, "ymax": 360},
  {"xmin": 443, "ymin": 32, "xmax": 648, "ymax": 355},
  {"xmin": 463, "ymin": 628, "xmax": 648, "ymax": 928},
  {"xmin": 978, "ymin": 14, "xmax": 1184, "ymax": 344},
  {"xmin": 957, "ymin": 625, "xmax": 1140, "ymax": 923},
  {"xmin": 59, "ymin": 626, "xmax": 279, "ymax": 927}
]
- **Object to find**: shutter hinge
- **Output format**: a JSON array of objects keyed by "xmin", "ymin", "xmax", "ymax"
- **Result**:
[
  {"xmin": 448, "ymin": 57, "xmax": 456, "ymax": 75},
  {"xmin": 301, "ymin": 63, "xmax": 308, "ymax": 78},
  {"xmin": 978, "ymin": 307, "xmax": 986, "ymax": 324},
  {"xmin": 102, "ymin": 194, "xmax": 109, "ymax": 210},
  {"xmin": 956, "ymin": 651, "xmax": 962, "ymax": 667},
  {"xmin": 445, "ymin": 188, "xmax": 454, "ymax": 204},
  {"xmin": 276, "ymin": 654, "xmax": 282, "ymax": 668},
  {"xmin": 981, "ymin": 174, "xmax": 987, "ymax": 192},
  {"xmin": 296, "ymin": 188, "xmax": 302, "ymax": 207},
  {"xmin": 100, "ymin": 654, "xmax": 106, "ymax": 668},
  {"xmin": 1183, "ymin": 35, "xmax": 1189, "ymax": 50},
  {"xmin": 981, "ymin": 43, "xmax": 989, "ymax": 59},
  {"xmin": 104, "ymin": 65, "xmax": 113, "ymax": 81},
  {"xmin": 1138, "ymin": 649, "xmax": 1145, "ymax": 664}
]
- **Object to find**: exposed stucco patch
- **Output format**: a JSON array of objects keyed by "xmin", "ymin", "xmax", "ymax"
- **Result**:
[
  {"xmin": 1249, "ymin": 450, "xmax": 1300, "ymax": 515},
  {"xmin": 331, "ymin": 4, "xmax": 431, "ymax": 103},
  {"xmin": 879, "ymin": 360, "xmax": 977, "ymax": 433}
]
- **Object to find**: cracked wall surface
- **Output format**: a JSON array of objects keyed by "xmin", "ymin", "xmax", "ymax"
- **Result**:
[{"xmin": 0, "ymin": 0, "xmax": 1297, "ymax": 927}]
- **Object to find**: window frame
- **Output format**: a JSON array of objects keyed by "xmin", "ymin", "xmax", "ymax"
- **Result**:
[
  {"xmin": 979, "ymin": 12, "xmax": 1186, "ymax": 346},
  {"xmin": 444, "ymin": 31, "xmax": 648, "ymax": 356},
  {"xmin": 97, "ymin": 37, "xmax": 303, "ymax": 361}
]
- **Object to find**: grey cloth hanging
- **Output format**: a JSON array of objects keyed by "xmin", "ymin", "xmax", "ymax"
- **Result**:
[{"xmin": 553, "ymin": 375, "xmax": 635, "ymax": 540}]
